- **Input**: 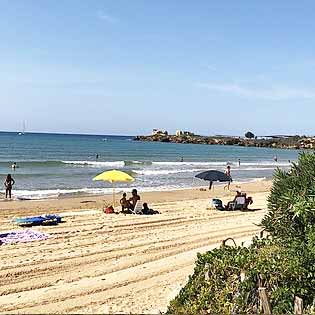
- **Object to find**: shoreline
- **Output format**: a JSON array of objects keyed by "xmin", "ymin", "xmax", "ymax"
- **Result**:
[
  {"xmin": 0, "ymin": 176, "xmax": 269, "ymax": 202},
  {"xmin": 0, "ymin": 179, "xmax": 272, "ymax": 216}
]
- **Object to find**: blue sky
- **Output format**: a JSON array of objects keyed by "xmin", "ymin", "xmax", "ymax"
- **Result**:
[{"xmin": 1, "ymin": 0, "xmax": 315, "ymax": 136}]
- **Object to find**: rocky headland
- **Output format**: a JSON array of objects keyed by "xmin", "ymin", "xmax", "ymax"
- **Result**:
[{"xmin": 134, "ymin": 134, "xmax": 315, "ymax": 150}]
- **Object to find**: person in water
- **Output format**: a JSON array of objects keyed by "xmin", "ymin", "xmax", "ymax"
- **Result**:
[
  {"xmin": 11, "ymin": 162, "xmax": 17, "ymax": 170},
  {"xmin": 129, "ymin": 189, "xmax": 140, "ymax": 210},
  {"xmin": 4, "ymin": 174, "xmax": 15, "ymax": 199},
  {"xmin": 224, "ymin": 165, "xmax": 232, "ymax": 190}
]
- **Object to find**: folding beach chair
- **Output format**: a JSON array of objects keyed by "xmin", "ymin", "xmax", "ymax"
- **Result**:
[
  {"xmin": 231, "ymin": 196, "xmax": 246, "ymax": 210},
  {"xmin": 131, "ymin": 201, "xmax": 143, "ymax": 214}
]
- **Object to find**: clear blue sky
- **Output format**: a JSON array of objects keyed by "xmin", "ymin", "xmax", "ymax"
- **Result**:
[{"xmin": 1, "ymin": 0, "xmax": 315, "ymax": 136}]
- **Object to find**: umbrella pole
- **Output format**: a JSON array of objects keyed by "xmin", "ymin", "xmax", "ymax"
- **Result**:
[{"xmin": 112, "ymin": 182, "xmax": 115, "ymax": 207}]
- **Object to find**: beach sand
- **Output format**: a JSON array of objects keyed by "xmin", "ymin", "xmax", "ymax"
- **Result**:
[{"xmin": 0, "ymin": 180, "xmax": 271, "ymax": 314}]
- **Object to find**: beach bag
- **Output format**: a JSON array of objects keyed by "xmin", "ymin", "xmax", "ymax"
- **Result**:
[
  {"xmin": 104, "ymin": 206, "xmax": 114, "ymax": 214},
  {"xmin": 212, "ymin": 198, "xmax": 224, "ymax": 210}
]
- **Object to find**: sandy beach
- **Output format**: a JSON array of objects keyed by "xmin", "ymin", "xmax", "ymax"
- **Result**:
[{"xmin": 0, "ymin": 180, "xmax": 271, "ymax": 314}]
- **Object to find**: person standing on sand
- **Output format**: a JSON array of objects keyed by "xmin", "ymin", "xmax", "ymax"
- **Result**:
[
  {"xmin": 4, "ymin": 174, "xmax": 15, "ymax": 199},
  {"xmin": 209, "ymin": 181, "xmax": 213, "ymax": 190},
  {"xmin": 224, "ymin": 165, "xmax": 231, "ymax": 190}
]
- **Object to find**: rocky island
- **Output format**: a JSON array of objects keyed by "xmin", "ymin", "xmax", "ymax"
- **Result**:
[{"xmin": 134, "ymin": 129, "xmax": 315, "ymax": 150}]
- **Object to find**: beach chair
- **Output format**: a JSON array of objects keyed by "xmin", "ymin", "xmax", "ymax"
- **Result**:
[
  {"xmin": 230, "ymin": 196, "xmax": 246, "ymax": 210},
  {"xmin": 130, "ymin": 201, "xmax": 143, "ymax": 215}
]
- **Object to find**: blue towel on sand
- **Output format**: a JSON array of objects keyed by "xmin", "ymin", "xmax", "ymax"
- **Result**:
[{"xmin": 15, "ymin": 214, "xmax": 62, "ymax": 226}]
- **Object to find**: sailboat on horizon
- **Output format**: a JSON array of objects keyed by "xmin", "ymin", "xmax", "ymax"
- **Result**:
[{"xmin": 18, "ymin": 120, "xmax": 26, "ymax": 135}]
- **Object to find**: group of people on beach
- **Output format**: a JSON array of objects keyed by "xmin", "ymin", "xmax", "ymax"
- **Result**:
[
  {"xmin": 120, "ymin": 189, "xmax": 140, "ymax": 211},
  {"xmin": 119, "ymin": 189, "xmax": 158, "ymax": 215}
]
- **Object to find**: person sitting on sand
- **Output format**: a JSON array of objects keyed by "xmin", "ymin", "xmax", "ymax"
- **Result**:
[
  {"xmin": 225, "ymin": 190, "xmax": 253, "ymax": 210},
  {"xmin": 120, "ymin": 193, "xmax": 131, "ymax": 211},
  {"xmin": 4, "ymin": 174, "xmax": 15, "ymax": 199},
  {"xmin": 225, "ymin": 190, "xmax": 242, "ymax": 210},
  {"xmin": 129, "ymin": 189, "xmax": 140, "ymax": 210}
]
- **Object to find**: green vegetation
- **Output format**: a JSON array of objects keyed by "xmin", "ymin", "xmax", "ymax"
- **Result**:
[
  {"xmin": 167, "ymin": 152, "xmax": 315, "ymax": 314},
  {"xmin": 245, "ymin": 131, "xmax": 255, "ymax": 139}
]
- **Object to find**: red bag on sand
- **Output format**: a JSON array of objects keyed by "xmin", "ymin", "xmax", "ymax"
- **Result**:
[{"xmin": 104, "ymin": 206, "xmax": 114, "ymax": 214}]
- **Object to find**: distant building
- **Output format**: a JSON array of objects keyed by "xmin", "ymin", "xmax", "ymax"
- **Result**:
[
  {"xmin": 152, "ymin": 129, "xmax": 168, "ymax": 136},
  {"xmin": 176, "ymin": 130, "xmax": 184, "ymax": 136}
]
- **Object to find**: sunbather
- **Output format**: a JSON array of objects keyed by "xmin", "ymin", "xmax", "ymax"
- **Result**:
[
  {"xmin": 226, "ymin": 191, "xmax": 253, "ymax": 210},
  {"xmin": 129, "ymin": 189, "xmax": 140, "ymax": 210},
  {"xmin": 120, "ymin": 193, "xmax": 131, "ymax": 211},
  {"xmin": 226, "ymin": 191, "xmax": 242, "ymax": 210},
  {"xmin": 142, "ymin": 202, "xmax": 159, "ymax": 215}
]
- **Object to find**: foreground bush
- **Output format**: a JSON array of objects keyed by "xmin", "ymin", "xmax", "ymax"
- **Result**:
[{"xmin": 167, "ymin": 153, "xmax": 315, "ymax": 314}]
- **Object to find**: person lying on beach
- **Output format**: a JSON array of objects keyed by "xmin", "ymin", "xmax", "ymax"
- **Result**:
[
  {"xmin": 120, "ymin": 193, "xmax": 131, "ymax": 211},
  {"xmin": 142, "ymin": 202, "xmax": 159, "ymax": 215},
  {"xmin": 129, "ymin": 189, "xmax": 140, "ymax": 210}
]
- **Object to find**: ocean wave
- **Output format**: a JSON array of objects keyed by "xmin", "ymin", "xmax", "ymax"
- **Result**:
[
  {"xmin": 124, "ymin": 160, "xmax": 152, "ymax": 166},
  {"xmin": 61, "ymin": 160, "xmax": 125, "ymax": 168},
  {"xmin": 0, "ymin": 159, "xmax": 293, "ymax": 169},
  {"xmin": 152, "ymin": 161, "xmax": 227, "ymax": 166},
  {"xmin": 132, "ymin": 168, "xmax": 204, "ymax": 176}
]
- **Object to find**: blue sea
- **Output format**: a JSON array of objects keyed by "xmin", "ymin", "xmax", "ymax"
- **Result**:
[{"xmin": 0, "ymin": 132, "xmax": 300, "ymax": 200}]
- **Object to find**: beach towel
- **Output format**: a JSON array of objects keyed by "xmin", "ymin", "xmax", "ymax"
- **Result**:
[
  {"xmin": 14, "ymin": 214, "xmax": 62, "ymax": 226},
  {"xmin": 0, "ymin": 229, "xmax": 49, "ymax": 245}
]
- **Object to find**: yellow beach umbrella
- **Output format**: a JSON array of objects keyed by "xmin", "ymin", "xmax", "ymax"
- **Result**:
[{"xmin": 93, "ymin": 170, "xmax": 134, "ymax": 207}]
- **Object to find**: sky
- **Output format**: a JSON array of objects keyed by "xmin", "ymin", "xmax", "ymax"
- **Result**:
[{"xmin": 1, "ymin": 0, "xmax": 315, "ymax": 136}]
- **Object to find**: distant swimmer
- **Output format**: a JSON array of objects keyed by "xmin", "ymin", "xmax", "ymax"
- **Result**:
[
  {"xmin": 11, "ymin": 162, "xmax": 17, "ymax": 170},
  {"xmin": 238, "ymin": 159, "xmax": 241, "ymax": 167},
  {"xmin": 96, "ymin": 154, "xmax": 99, "ymax": 161},
  {"xmin": 180, "ymin": 157, "xmax": 184, "ymax": 162},
  {"xmin": 273, "ymin": 156, "xmax": 278, "ymax": 162}
]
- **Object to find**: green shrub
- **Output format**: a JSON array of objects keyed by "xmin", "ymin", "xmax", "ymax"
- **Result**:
[
  {"xmin": 167, "ymin": 152, "xmax": 315, "ymax": 314},
  {"xmin": 262, "ymin": 152, "xmax": 315, "ymax": 241}
]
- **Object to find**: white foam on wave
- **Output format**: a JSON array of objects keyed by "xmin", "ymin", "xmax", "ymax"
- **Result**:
[
  {"xmin": 62, "ymin": 160, "xmax": 125, "ymax": 168},
  {"xmin": 133, "ymin": 168, "xmax": 204, "ymax": 176},
  {"xmin": 152, "ymin": 161, "xmax": 292, "ymax": 167},
  {"xmin": 13, "ymin": 175, "xmax": 271, "ymax": 201},
  {"xmin": 152, "ymin": 161, "xmax": 227, "ymax": 166},
  {"xmin": 14, "ymin": 187, "xmax": 116, "ymax": 200}
]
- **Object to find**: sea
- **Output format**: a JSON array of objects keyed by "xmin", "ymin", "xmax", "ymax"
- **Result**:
[{"xmin": 0, "ymin": 132, "xmax": 300, "ymax": 200}]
